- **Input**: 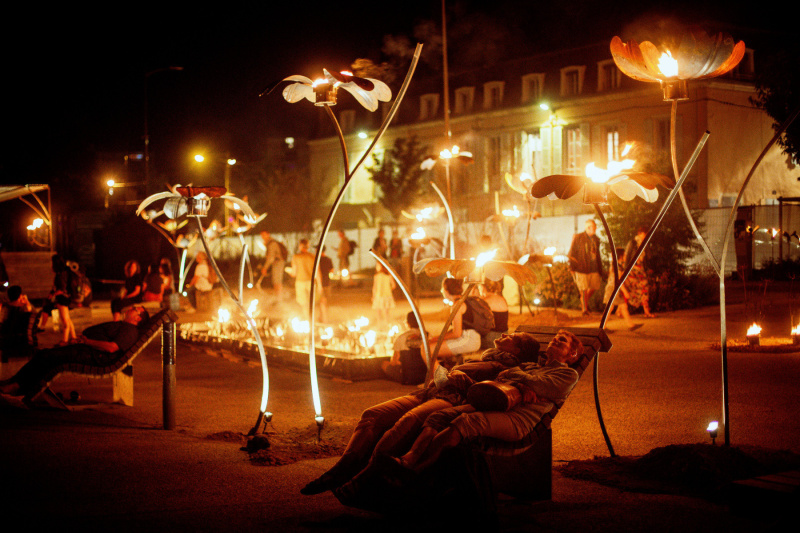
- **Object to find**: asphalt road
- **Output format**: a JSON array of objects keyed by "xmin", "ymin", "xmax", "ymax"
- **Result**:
[{"xmin": 1, "ymin": 282, "xmax": 797, "ymax": 531}]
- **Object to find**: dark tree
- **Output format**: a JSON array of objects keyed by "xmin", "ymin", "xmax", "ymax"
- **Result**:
[
  {"xmin": 366, "ymin": 136, "xmax": 429, "ymax": 221},
  {"xmin": 752, "ymin": 40, "xmax": 800, "ymax": 163}
]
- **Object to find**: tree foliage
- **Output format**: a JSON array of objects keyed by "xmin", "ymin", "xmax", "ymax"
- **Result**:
[
  {"xmin": 366, "ymin": 136, "xmax": 429, "ymax": 221},
  {"xmin": 752, "ymin": 41, "xmax": 800, "ymax": 163}
]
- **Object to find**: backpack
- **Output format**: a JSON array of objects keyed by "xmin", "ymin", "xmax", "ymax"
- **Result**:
[
  {"xmin": 276, "ymin": 240, "xmax": 289, "ymax": 262},
  {"xmin": 348, "ymin": 240, "xmax": 357, "ymax": 256},
  {"xmin": 462, "ymin": 296, "xmax": 495, "ymax": 336},
  {"xmin": 66, "ymin": 267, "xmax": 92, "ymax": 306}
]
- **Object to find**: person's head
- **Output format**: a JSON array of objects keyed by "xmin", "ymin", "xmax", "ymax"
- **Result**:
[
  {"xmin": 405, "ymin": 311, "xmax": 419, "ymax": 329},
  {"xmin": 493, "ymin": 332, "xmax": 541, "ymax": 361},
  {"xmin": 298, "ymin": 239, "xmax": 309, "ymax": 252},
  {"xmin": 124, "ymin": 305, "xmax": 150, "ymax": 327},
  {"xmin": 375, "ymin": 262, "xmax": 386, "ymax": 274},
  {"xmin": 124, "ymin": 260, "xmax": 140, "ymax": 277},
  {"xmin": 338, "ymin": 230, "xmax": 345, "ymax": 238},
  {"xmin": 378, "ymin": 228, "xmax": 384, "ymax": 237},
  {"xmin": 159, "ymin": 262, "xmax": 172, "ymax": 276},
  {"xmin": 7, "ymin": 285, "xmax": 22, "ymax": 303},
  {"xmin": 196, "ymin": 252, "xmax": 208, "ymax": 264},
  {"xmin": 584, "ymin": 219, "xmax": 597, "ymax": 236},
  {"xmin": 260, "ymin": 231, "xmax": 271, "ymax": 243},
  {"xmin": 480, "ymin": 279, "xmax": 503, "ymax": 297},
  {"xmin": 545, "ymin": 330, "xmax": 583, "ymax": 364},
  {"xmin": 51, "ymin": 254, "xmax": 67, "ymax": 273},
  {"xmin": 148, "ymin": 263, "xmax": 159, "ymax": 274},
  {"xmin": 441, "ymin": 278, "xmax": 463, "ymax": 299}
]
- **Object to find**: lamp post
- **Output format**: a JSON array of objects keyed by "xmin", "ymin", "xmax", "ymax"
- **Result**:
[{"xmin": 144, "ymin": 66, "xmax": 183, "ymax": 193}]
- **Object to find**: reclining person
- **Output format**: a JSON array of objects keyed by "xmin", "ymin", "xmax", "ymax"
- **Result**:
[
  {"xmin": 300, "ymin": 331, "xmax": 543, "ymax": 496},
  {"xmin": 332, "ymin": 330, "xmax": 583, "ymax": 510},
  {"xmin": 0, "ymin": 306, "xmax": 149, "ymax": 401}
]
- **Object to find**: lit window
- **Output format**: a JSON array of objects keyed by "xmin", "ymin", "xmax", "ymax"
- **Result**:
[
  {"xmin": 564, "ymin": 126, "xmax": 582, "ymax": 173},
  {"xmin": 604, "ymin": 126, "xmax": 620, "ymax": 163}
]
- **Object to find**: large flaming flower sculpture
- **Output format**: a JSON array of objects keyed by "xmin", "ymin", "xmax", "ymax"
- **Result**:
[
  {"xmin": 136, "ymin": 186, "xmax": 273, "ymax": 434},
  {"xmin": 266, "ymin": 45, "xmax": 423, "ymax": 432},
  {"xmin": 266, "ymin": 68, "xmax": 391, "ymax": 111},
  {"xmin": 610, "ymin": 28, "xmax": 745, "ymax": 100},
  {"xmin": 530, "ymin": 160, "xmax": 673, "ymax": 204}
]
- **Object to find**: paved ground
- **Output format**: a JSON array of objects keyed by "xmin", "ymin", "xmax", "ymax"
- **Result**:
[{"xmin": 1, "ymin": 280, "xmax": 798, "ymax": 531}]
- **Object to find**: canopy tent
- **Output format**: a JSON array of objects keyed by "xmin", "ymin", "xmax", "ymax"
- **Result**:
[{"xmin": 0, "ymin": 184, "xmax": 53, "ymax": 252}]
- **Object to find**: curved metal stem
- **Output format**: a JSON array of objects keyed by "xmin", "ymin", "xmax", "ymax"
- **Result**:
[
  {"xmin": 716, "ymin": 106, "xmax": 800, "ymax": 446},
  {"xmin": 430, "ymin": 181, "xmax": 456, "ymax": 259},
  {"xmin": 671, "ymin": 101, "xmax": 721, "ymax": 275},
  {"xmin": 593, "ymin": 131, "xmax": 710, "ymax": 457},
  {"xmin": 370, "ymin": 250, "xmax": 433, "ymax": 385},
  {"xmin": 194, "ymin": 217, "xmax": 271, "ymax": 433},
  {"xmin": 428, "ymin": 281, "xmax": 477, "ymax": 370},
  {"xmin": 305, "ymin": 45, "xmax": 423, "ymax": 422}
]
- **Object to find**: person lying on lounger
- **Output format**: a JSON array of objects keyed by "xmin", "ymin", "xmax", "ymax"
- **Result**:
[
  {"xmin": 0, "ymin": 306, "xmax": 149, "ymax": 400},
  {"xmin": 299, "ymin": 331, "xmax": 545, "ymax": 496},
  {"xmin": 331, "ymin": 330, "xmax": 584, "ymax": 512}
]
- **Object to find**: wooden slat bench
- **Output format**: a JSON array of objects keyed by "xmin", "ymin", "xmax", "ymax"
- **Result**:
[
  {"xmin": 29, "ymin": 308, "xmax": 178, "ymax": 408},
  {"xmin": 464, "ymin": 325, "xmax": 612, "ymax": 502}
]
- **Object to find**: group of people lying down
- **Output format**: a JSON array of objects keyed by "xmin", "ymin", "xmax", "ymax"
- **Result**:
[{"xmin": 300, "ymin": 329, "xmax": 584, "ymax": 512}]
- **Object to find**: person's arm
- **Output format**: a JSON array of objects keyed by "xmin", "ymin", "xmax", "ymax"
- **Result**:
[
  {"xmin": 497, "ymin": 365, "xmax": 579, "ymax": 403},
  {"xmin": 430, "ymin": 302, "xmax": 465, "ymax": 343},
  {"xmin": 78, "ymin": 335, "xmax": 120, "ymax": 353}
]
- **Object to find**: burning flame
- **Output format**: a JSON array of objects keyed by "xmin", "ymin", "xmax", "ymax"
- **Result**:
[
  {"xmin": 746, "ymin": 323, "xmax": 762, "ymax": 336},
  {"xmin": 416, "ymin": 207, "xmax": 435, "ymax": 221},
  {"xmin": 658, "ymin": 50, "xmax": 678, "ymax": 77},
  {"xmin": 544, "ymin": 246, "xmax": 556, "ymax": 256},
  {"xmin": 585, "ymin": 159, "xmax": 635, "ymax": 183},
  {"xmin": 791, "ymin": 324, "xmax": 800, "ymax": 335},
  {"xmin": 388, "ymin": 325, "xmax": 400, "ymax": 337},
  {"xmin": 410, "ymin": 227, "xmax": 426, "ymax": 240},
  {"xmin": 291, "ymin": 317, "xmax": 310, "ymax": 334},
  {"xmin": 275, "ymin": 325, "xmax": 284, "ymax": 337},
  {"xmin": 341, "ymin": 269, "xmax": 349, "ymax": 278},
  {"xmin": 246, "ymin": 299, "xmax": 259, "ymax": 318},
  {"xmin": 360, "ymin": 330, "xmax": 377, "ymax": 348},
  {"xmin": 476, "ymin": 248, "xmax": 498, "ymax": 268},
  {"xmin": 519, "ymin": 172, "xmax": 534, "ymax": 185},
  {"xmin": 440, "ymin": 145, "xmax": 460, "ymax": 159},
  {"xmin": 321, "ymin": 326, "xmax": 333, "ymax": 340},
  {"xmin": 502, "ymin": 205, "xmax": 521, "ymax": 217},
  {"xmin": 348, "ymin": 316, "xmax": 370, "ymax": 332},
  {"xmin": 771, "ymin": 228, "xmax": 779, "ymax": 238},
  {"xmin": 217, "ymin": 308, "xmax": 231, "ymax": 323}
]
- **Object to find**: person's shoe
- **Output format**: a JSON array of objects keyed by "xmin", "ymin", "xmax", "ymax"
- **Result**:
[
  {"xmin": 629, "ymin": 323, "xmax": 643, "ymax": 331},
  {"xmin": 300, "ymin": 472, "xmax": 346, "ymax": 495}
]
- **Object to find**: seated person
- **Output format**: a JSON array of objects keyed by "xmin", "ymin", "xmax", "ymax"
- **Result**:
[
  {"xmin": 431, "ymin": 278, "xmax": 481, "ymax": 365},
  {"xmin": 0, "ymin": 306, "xmax": 149, "ymax": 400},
  {"xmin": 381, "ymin": 312, "xmax": 425, "ymax": 385},
  {"xmin": 299, "ymin": 331, "xmax": 542, "ymax": 496},
  {"xmin": 332, "ymin": 330, "xmax": 583, "ymax": 511},
  {"xmin": 3, "ymin": 285, "xmax": 33, "ymax": 313},
  {"xmin": 479, "ymin": 279, "xmax": 508, "ymax": 350},
  {"xmin": 143, "ymin": 263, "xmax": 165, "ymax": 302}
]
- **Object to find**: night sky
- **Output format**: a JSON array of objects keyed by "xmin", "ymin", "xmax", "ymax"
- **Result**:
[{"xmin": 2, "ymin": 1, "xmax": 790, "ymax": 190}]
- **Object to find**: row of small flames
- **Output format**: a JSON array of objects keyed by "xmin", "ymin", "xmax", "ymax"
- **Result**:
[{"xmin": 746, "ymin": 323, "xmax": 800, "ymax": 346}]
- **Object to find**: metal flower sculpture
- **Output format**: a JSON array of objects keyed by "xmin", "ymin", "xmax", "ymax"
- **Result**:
[
  {"xmin": 136, "ymin": 186, "xmax": 272, "ymax": 435},
  {"xmin": 265, "ymin": 68, "xmax": 391, "ymax": 111},
  {"xmin": 530, "ymin": 161, "xmax": 673, "ymax": 205},
  {"xmin": 266, "ymin": 45, "xmax": 423, "ymax": 432},
  {"xmin": 420, "ymin": 145, "xmax": 474, "ymax": 170},
  {"xmin": 610, "ymin": 28, "xmax": 745, "ymax": 100}
]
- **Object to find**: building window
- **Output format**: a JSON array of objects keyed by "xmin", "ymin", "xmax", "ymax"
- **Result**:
[
  {"xmin": 521, "ymin": 73, "xmax": 545, "ymax": 104},
  {"xmin": 483, "ymin": 81, "xmax": 504, "ymax": 110},
  {"xmin": 485, "ymin": 136, "xmax": 502, "ymax": 192},
  {"xmin": 339, "ymin": 109, "xmax": 355, "ymax": 134},
  {"xmin": 597, "ymin": 60, "xmax": 621, "ymax": 91},
  {"xmin": 604, "ymin": 126, "xmax": 620, "ymax": 163},
  {"xmin": 560, "ymin": 66, "xmax": 585, "ymax": 97},
  {"xmin": 454, "ymin": 86, "xmax": 474, "ymax": 114},
  {"xmin": 728, "ymin": 48, "xmax": 755, "ymax": 80},
  {"xmin": 564, "ymin": 126, "xmax": 582, "ymax": 173},
  {"xmin": 420, "ymin": 93, "xmax": 439, "ymax": 120}
]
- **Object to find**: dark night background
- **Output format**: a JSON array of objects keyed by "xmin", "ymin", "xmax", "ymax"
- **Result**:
[{"xmin": 0, "ymin": 1, "xmax": 792, "ymax": 259}]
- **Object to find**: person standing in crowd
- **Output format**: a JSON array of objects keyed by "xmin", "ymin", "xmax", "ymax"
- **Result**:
[
  {"xmin": 38, "ymin": 254, "xmax": 77, "ymax": 345},
  {"xmin": 568, "ymin": 219, "xmax": 604, "ymax": 315},
  {"xmin": 318, "ymin": 245, "xmax": 334, "ymax": 323},
  {"xmin": 260, "ymin": 231, "xmax": 285, "ymax": 300},
  {"xmin": 111, "ymin": 260, "xmax": 144, "ymax": 321},
  {"xmin": 478, "ymin": 279, "xmax": 509, "ymax": 349},
  {"xmin": 372, "ymin": 262, "xmax": 396, "ymax": 326},
  {"xmin": 337, "ymin": 230, "xmax": 352, "ymax": 273},
  {"xmin": 143, "ymin": 263, "xmax": 164, "ymax": 302},
  {"xmin": 185, "ymin": 252, "xmax": 214, "ymax": 309},
  {"xmin": 372, "ymin": 228, "xmax": 388, "ymax": 259},
  {"xmin": 623, "ymin": 227, "xmax": 656, "ymax": 318},
  {"xmin": 290, "ymin": 239, "xmax": 316, "ymax": 317},
  {"xmin": 389, "ymin": 229, "xmax": 403, "ymax": 261}
]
